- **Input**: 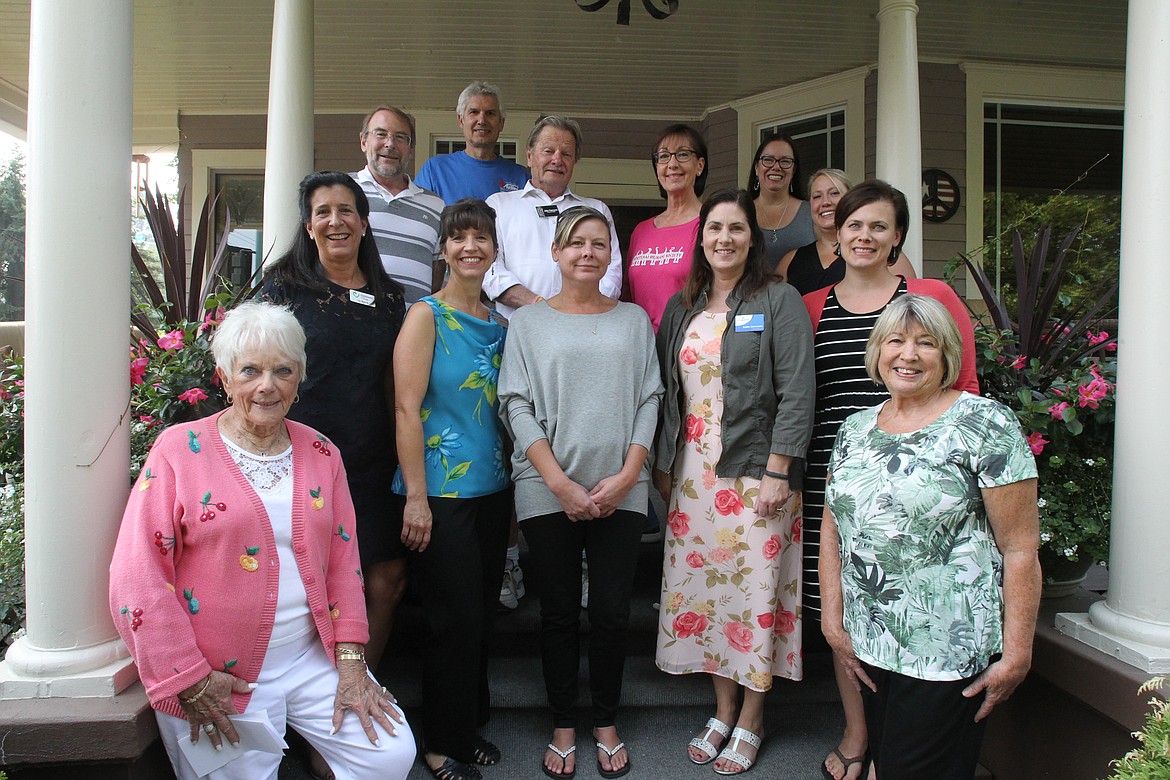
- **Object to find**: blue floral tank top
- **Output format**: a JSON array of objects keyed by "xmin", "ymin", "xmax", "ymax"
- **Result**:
[{"xmin": 392, "ymin": 297, "xmax": 509, "ymax": 498}]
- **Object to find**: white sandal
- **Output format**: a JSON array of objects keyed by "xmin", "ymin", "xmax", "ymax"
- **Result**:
[
  {"xmin": 688, "ymin": 716, "xmax": 732, "ymax": 765},
  {"xmin": 542, "ymin": 742, "xmax": 576, "ymax": 779},
  {"xmin": 713, "ymin": 726, "xmax": 763, "ymax": 775}
]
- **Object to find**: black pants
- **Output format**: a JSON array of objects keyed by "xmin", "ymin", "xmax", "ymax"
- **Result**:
[
  {"xmin": 521, "ymin": 509, "xmax": 642, "ymax": 729},
  {"xmin": 408, "ymin": 489, "xmax": 512, "ymax": 763},
  {"xmin": 860, "ymin": 661, "xmax": 989, "ymax": 780}
]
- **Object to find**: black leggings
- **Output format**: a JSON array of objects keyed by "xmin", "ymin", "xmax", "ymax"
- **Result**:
[
  {"xmin": 408, "ymin": 489, "xmax": 512, "ymax": 763},
  {"xmin": 860, "ymin": 661, "xmax": 990, "ymax": 780},
  {"xmin": 521, "ymin": 509, "xmax": 643, "ymax": 729}
]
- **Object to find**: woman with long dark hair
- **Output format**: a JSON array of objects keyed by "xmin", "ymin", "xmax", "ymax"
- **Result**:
[
  {"xmin": 259, "ymin": 171, "xmax": 407, "ymax": 682},
  {"xmin": 747, "ymin": 135, "xmax": 814, "ymax": 272},
  {"xmin": 654, "ymin": 189, "xmax": 815, "ymax": 775}
]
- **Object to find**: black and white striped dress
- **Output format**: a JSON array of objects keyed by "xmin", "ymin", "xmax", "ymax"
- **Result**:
[{"xmin": 802, "ymin": 278, "xmax": 906, "ymax": 617}]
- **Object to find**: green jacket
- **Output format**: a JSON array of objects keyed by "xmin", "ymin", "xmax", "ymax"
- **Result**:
[{"xmin": 655, "ymin": 282, "xmax": 815, "ymax": 481}]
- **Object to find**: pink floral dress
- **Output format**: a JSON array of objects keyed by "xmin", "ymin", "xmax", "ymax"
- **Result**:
[{"xmin": 655, "ymin": 311, "xmax": 803, "ymax": 690}]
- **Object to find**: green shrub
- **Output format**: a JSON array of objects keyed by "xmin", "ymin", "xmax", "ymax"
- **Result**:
[{"xmin": 1107, "ymin": 676, "xmax": 1170, "ymax": 779}]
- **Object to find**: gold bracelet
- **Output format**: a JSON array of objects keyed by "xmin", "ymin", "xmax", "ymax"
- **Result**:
[
  {"xmin": 336, "ymin": 648, "xmax": 366, "ymax": 663},
  {"xmin": 181, "ymin": 675, "xmax": 212, "ymax": 704}
]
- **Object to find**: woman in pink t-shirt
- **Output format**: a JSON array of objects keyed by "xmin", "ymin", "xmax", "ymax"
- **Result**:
[{"xmin": 626, "ymin": 124, "xmax": 708, "ymax": 331}]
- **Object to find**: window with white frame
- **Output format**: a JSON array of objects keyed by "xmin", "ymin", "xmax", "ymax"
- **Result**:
[
  {"xmin": 982, "ymin": 103, "xmax": 1122, "ymax": 301},
  {"xmin": 432, "ymin": 138, "xmax": 519, "ymax": 161},
  {"xmin": 758, "ymin": 109, "xmax": 846, "ymax": 182}
]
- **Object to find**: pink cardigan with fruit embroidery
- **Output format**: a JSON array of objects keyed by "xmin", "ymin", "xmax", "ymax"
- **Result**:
[{"xmin": 109, "ymin": 411, "xmax": 368, "ymax": 719}]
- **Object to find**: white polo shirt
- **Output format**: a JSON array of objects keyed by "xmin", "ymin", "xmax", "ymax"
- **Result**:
[{"xmin": 483, "ymin": 182, "xmax": 623, "ymax": 318}]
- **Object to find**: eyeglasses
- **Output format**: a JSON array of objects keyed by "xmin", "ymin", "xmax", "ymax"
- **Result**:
[
  {"xmin": 758, "ymin": 155, "xmax": 795, "ymax": 170},
  {"xmin": 652, "ymin": 149, "xmax": 696, "ymax": 165},
  {"xmin": 366, "ymin": 129, "xmax": 413, "ymax": 146}
]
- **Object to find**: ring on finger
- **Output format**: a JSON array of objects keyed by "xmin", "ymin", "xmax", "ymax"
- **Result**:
[{"xmin": 203, "ymin": 723, "xmax": 216, "ymax": 735}]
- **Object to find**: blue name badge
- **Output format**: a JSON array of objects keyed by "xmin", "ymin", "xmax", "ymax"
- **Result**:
[{"xmin": 734, "ymin": 313, "xmax": 764, "ymax": 332}]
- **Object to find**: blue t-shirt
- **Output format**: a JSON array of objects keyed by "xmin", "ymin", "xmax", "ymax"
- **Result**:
[
  {"xmin": 414, "ymin": 151, "xmax": 528, "ymax": 204},
  {"xmin": 392, "ymin": 297, "xmax": 509, "ymax": 498}
]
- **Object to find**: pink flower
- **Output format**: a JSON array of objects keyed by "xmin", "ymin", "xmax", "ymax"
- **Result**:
[
  {"xmin": 673, "ymin": 611, "xmax": 708, "ymax": 639},
  {"xmin": 723, "ymin": 621, "xmax": 754, "ymax": 653},
  {"xmin": 1077, "ymin": 380, "xmax": 1109, "ymax": 409},
  {"xmin": 702, "ymin": 468, "xmax": 717, "ymax": 490},
  {"xmin": 757, "ymin": 612, "xmax": 775, "ymax": 630},
  {"xmin": 773, "ymin": 609, "xmax": 797, "ymax": 636},
  {"xmin": 667, "ymin": 509, "xmax": 691, "ymax": 538},
  {"xmin": 787, "ymin": 651, "xmax": 798, "ymax": 666},
  {"xmin": 680, "ymin": 346, "xmax": 699, "ymax": 365},
  {"xmin": 1048, "ymin": 401, "xmax": 1070, "ymax": 420},
  {"xmin": 713, "ymin": 488, "xmax": 744, "ymax": 516},
  {"xmin": 790, "ymin": 516, "xmax": 802, "ymax": 543},
  {"xmin": 199, "ymin": 307, "xmax": 224, "ymax": 334},
  {"xmin": 1009, "ymin": 355, "xmax": 1027, "ymax": 370},
  {"xmin": 686, "ymin": 551, "xmax": 705, "ymax": 569},
  {"xmin": 1087, "ymin": 330, "xmax": 1110, "ymax": 346},
  {"xmin": 701, "ymin": 337, "xmax": 722, "ymax": 356},
  {"xmin": 711, "ymin": 546, "xmax": 733, "ymax": 563},
  {"xmin": 685, "ymin": 413, "xmax": 705, "ymax": 443},
  {"xmin": 1025, "ymin": 432, "xmax": 1049, "ymax": 456},
  {"xmin": 702, "ymin": 657, "xmax": 720, "ymax": 673},
  {"xmin": 156, "ymin": 330, "xmax": 185, "ymax": 351},
  {"xmin": 762, "ymin": 534, "xmax": 782, "ymax": 560},
  {"xmin": 130, "ymin": 356, "xmax": 149, "ymax": 386},
  {"xmin": 138, "ymin": 415, "xmax": 154, "ymax": 425},
  {"xmin": 178, "ymin": 387, "xmax": 209, "ymax": 405}
]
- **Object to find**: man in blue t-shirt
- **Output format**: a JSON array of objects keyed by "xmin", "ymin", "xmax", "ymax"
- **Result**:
[{"xmin": 414, "ymin": 81, "xmax": 529, "ymax": 204}]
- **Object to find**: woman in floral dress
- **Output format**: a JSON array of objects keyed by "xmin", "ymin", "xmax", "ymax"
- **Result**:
[
  {"xmin": 393, "ymin": 199, "xmax": 511, "ymax": 780},
  {"xmin": 654, "ymin": 189, "xmax": 815, "ymax": 775}
]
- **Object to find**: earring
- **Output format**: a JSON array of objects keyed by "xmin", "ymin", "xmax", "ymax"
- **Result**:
[
  {"xmin": 294, "ymin": 394, "xmax": 300, "ymax": 404},
  {"xmin": 833, "ymin": 244, "xmax": 841, "ymax": 258},
  {"xmin": 889, "ymin": 246, "xmax": 900, "ymax": 262},
  {"xmin": 226, "ymin": 392, "xmax": 232, "ymax": 403}
]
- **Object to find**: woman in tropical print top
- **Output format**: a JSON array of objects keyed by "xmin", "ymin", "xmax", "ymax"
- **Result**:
[
  {"xmin": 392, "ymin": 198, "xmax": 511, "ymax": 780},
  {"xmin": 821, "ymin": 294, "xmax": 1040, "ymax": 780}
]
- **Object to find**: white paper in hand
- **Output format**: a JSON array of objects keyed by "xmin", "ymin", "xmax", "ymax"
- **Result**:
[{"xmin": 176, "ymin": 709, "xmax": 288, "ymax": 777}]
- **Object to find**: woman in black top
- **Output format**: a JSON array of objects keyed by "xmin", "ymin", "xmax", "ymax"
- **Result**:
[
  {"xmin": 259, "ymin": 171, "xmax": 406, "ymax": 680},
  {"xmin": 776, "ymin": 169, "xmax": 915, "ymax": 295}
]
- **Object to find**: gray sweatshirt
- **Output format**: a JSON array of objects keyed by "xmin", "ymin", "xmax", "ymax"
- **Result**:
[{"xmin": 498, "ymin": 301, "xmax": 664, "ymax": 521}]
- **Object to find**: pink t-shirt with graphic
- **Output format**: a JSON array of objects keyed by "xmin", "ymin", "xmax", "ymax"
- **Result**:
[{"xmin": 626, "ymin": 216, "xmax": 699, "ymax": 331}]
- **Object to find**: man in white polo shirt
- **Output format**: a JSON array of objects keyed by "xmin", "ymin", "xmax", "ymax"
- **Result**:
[
  {"xmin": 483, "ymin": 116, "xmax": 622, "ymax": 318},
  {"xmin": 351, "ymin": 105, "xmax": 444, "ymax": 304}
]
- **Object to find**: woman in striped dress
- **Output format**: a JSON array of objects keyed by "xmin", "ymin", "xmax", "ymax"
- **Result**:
[{"xmin": 800, "ymin": 180, "xmax": 978, "ymax": 780}]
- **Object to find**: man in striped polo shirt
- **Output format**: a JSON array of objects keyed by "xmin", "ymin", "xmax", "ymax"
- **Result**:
[{"xmin": 351, "ymin": 105, "xmax": 444, "ymax": 304}]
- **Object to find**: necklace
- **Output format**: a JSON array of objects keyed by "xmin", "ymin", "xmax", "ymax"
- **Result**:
[
  {"xmin": 224, "ymin": 413, "xmax": 286, "ymax": 456},
  {"xmin": 764, "ymin": 198, "xmax": 794, "ymax": 243}
]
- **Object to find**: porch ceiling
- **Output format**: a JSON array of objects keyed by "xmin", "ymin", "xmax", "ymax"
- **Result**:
[{"xmin": 0, "ymin": 0, "xmax": 1128, "ymax": 124}]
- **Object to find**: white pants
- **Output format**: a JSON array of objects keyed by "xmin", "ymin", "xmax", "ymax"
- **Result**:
[{"xmin": 157, "ymin": 632, "xmax": 415, "ymax": 780}]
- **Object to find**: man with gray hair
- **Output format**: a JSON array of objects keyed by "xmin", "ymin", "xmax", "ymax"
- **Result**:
[
  {"xmin": 414, "ymin": 81, "xmax": 529, "ymax": 203},
  {"xmin": 483, "ymin": 115, "xmax": 622, "ymax": 318},
  {"xmin": 351, "ymin": 105, "xmax": 444, "ymax": 304}
]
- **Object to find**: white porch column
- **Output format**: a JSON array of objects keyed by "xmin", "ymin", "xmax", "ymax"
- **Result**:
[
  {"xmin": 0, "ymin": 0, "xmax": 136, "ymax": 697},
  {"xmin": 874, "ymin": 0, "xmax": 923, "ymax": 274},
  {"xmin": 260, "ymin": 0, "xmax": 314, "ymax": 265},
  {"xmin": 1056, "ymin": 0, "xmax": 1170, "ymax": 673}
]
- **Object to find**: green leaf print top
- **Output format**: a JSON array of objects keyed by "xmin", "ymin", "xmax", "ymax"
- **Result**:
[{"xmin": 825, "ymin": 392, "xmax": 1037, "ymax": 681}]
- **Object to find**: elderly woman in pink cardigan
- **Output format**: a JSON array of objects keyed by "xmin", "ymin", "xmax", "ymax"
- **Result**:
[{"xmin": 109, "ymin": 302, "xmax": 415, "ymax": 780}]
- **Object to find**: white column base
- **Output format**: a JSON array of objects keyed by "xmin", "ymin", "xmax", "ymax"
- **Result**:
[
  {"xmin": 1056, "ymin": 610, "xmax": 1170, "ymax": 674},
  {"xmin": 0, "ymin": 637, "xmax": 137, "ymax": 699}
]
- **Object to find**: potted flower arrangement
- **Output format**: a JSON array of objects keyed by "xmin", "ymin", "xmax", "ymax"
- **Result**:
[{"xmin": 959, "ymin": 225, "xmax": 1117, "ymax": 595}]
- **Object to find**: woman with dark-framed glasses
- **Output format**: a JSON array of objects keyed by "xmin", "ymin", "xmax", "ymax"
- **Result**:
[
  {"xmin": 748, "ymin": 135, "xmax": 814, "ymax": 272},
  {"xmin": 626, "ymin": 124, "xmax": 709, "ymax": 332}
]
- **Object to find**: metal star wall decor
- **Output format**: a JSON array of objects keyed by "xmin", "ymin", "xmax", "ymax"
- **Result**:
[{"xmin": 576, "ymin": 0, "xmax": 679, "ymax": 26}]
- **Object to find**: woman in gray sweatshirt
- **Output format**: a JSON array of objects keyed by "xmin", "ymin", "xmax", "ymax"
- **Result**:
[{"xmin": 498, "ymin": 206, "xmax": 663, "ymax": 780}]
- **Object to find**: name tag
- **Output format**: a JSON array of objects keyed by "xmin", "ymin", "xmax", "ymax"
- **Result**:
[
  {"xmin": 734, "ymin": 314, "xmax": 764, "ymax": 332},
  {"xmin": 349, "ymin": 289, "xmax": 375, "ymax": 307},
  {"xmin": 536, "ymin": 204, "xmax": 560, "ymax": 218}
]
